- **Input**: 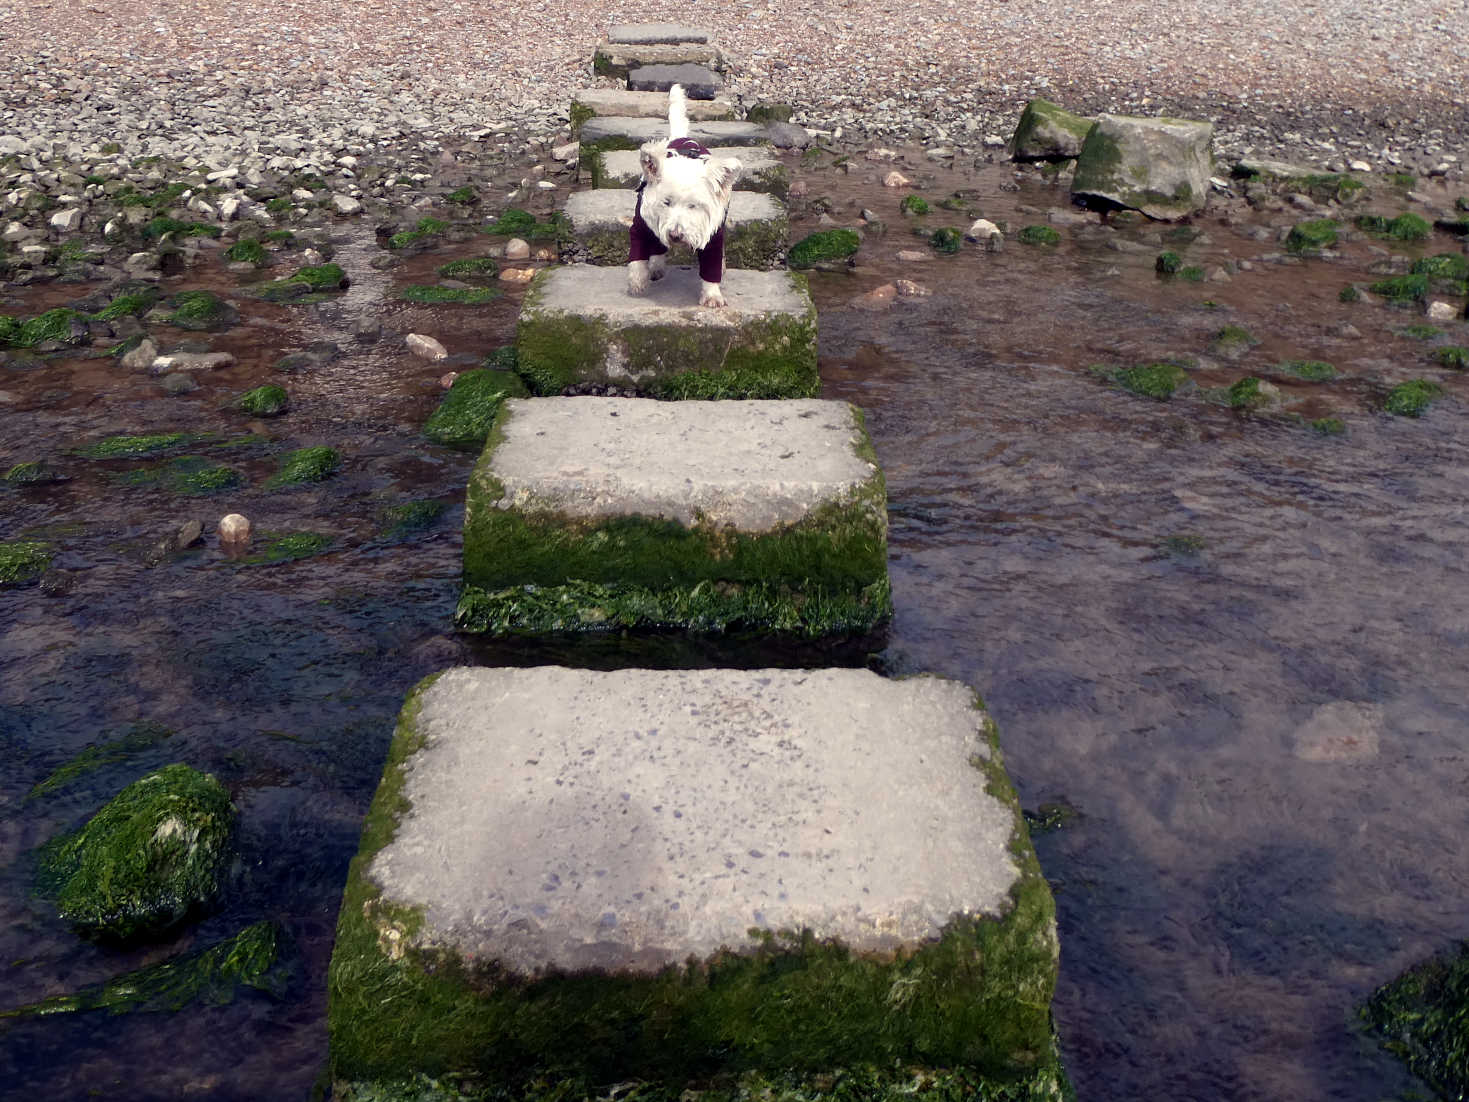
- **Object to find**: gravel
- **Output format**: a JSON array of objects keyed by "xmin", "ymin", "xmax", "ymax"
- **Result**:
[{"xmin": 1, "ymin": 0, "xmax": 1466, "ymax": 176}]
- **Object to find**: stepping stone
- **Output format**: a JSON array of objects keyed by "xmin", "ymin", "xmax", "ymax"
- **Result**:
[
  {"xmin": 515, "ymin": 265, "xmax": 817, "ymax": 398},
  {"xmin": 571, "ymin": 89, "xmax": 735, "ymax": 137},
  {"xmin": 608, "ymin": 22, "xmax": 712, "ymax": 44},
  {"xmin": 627, "ymin": 63, "xmax": 724, "ymax": 100},
  {"xmin": 562, "ymin": 189, "xmax": 788, "ymax": 270},
  {"xmin": 578, "ymin": 117, "xmax": 773, "ymax": 180},
  {"xmin": 328, "ymin": 666, "xmax": 1064, "ymax": 1095},
  {"xmin": 457, "ymin": 397, "xmax": 887, "ymax": 635},
  {"xmin": 590, "ymin": 144, "xmax": 790, "ymax": 198},
  {"xmin": 594, "ymin": 40, "xmax": 728, "ymax": 81}
]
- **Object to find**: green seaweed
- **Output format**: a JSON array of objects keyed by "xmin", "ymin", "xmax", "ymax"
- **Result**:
[
  {"xmin": 1210, "ymin": 325, "xmax": 1258, "ymax": 358},
  {"xmin": 1285, "ymin": 219, "xmax": 1338, "ymax": 253},
  {"xmin": 1360, "ymin": 941, "xmax": 1469, "ymax": 1099},
  {"xmin": 35, "ymin": 763, "xmax": 235, "ymax": 941},
  {"xmin": 91, "ymin": 289, "xmax": 161, "ymax": 321},
  {"xmin": 1384, "ymin": 379, "xmax": 1442, "ymax": 417},
  {"xmin": 1399, "ymin": 324, "xmax": 1442, "ymax": 341},
  {"xmin": 436, "ymin": 257, "xmax": 499, "ymax": 281},
  {"xmin": 1155, "ymin": 251, "xmax": 1182, "ymax": 275},
  {"xmin": 117, "ymin": 455, "xmax": 242, "ymax": 495},
  {"xmin": 0, "ymin": 540, "xmax": 52, "ymax": 586},
  {"xmin": 224, "ymin": 238, "xmax": 269, "ymax": 265},
  {"xmin": 78, "ymin": 432, "xmax": 193, "ymax": 459},
  {"xmin": 378, "ymin": 500, "xmax": 449, "ymax": 541},
  {"xmin": 141, "ymin": 216, "xmax": 221, "ymax": 242},
  {"xmin": 1226, "ymin": 377, "xmax": 1274, "ymax": 411},
  {"xmin": 3, "ymin": 460, "xmax": 63, "ymax": 485},
  {"xmin": 482, "ymin": 208, "xmax": 538, "ymax": 236},
  {"xmin": 1310, "ymin": 417, "xmax": 1346, "ymax": 436},
  {"xmin": 11, "ymin": 308, "xmax": 88, "ymax": 348},
  {"xmin": 1017, "ymin": 225, "xmax": 1061, "ymax": 247},
  {"xmin": 929, "ymin": 227, "xmax": 962, "ymax": 255},
  {"xmin": 166, "ymin": 290, "xmax": 236, "ymax": 331},
  {"xmin": 446, "ymin": 186, "xmax": 479, "ymax": 205},
  {"xmin": 390, "ymin": 218, "xmax": 450, "ymax": 250},
  {"xmin": 1367, "ymin": 273, "xmax": 1430, "ymax": 304},
  {"xmin": 1354, "ymin": 212, "xmax": 1430, "ymax": 242},
  {"xmin": 787, "ymin": 229, "xmax": 860, "ymax": 269},
  {"xmin": 423, "ymin": 368, "xmax": 527, "ymax": 450},
  {"xmin": 257, "ymin": 262, "xmax": 348, "ymax": 302},
  {"xmin": 899, "ymin": 195, "xmax": 930, "ymax": 216},
  {"xmin": 27, "ymin": 721, "xmax": 176, "ymax": 801},
  {"xmin": 1432, "ymin": 346, "xmax": 1468, "ymax": 370},
  {"xmin": 1338, "ymin": 285, "xmax": 1361, "ymax": 303},
  {"xmin": 1111, "ymin": 362, "xmax": 1189, "ymax": 400},
  {"xmin": 1277, "ymin": 360, "xmax": 1338, "ymax": 382},
  {"xmin": 399, "ymin": 285, "xmax": 501, "ymax": 305},
  {"xmin": 245, "ymin": 531, "xmax": 334, "ymax": 564},
  {"xmin": 233, "ymin": 384, "xmax": 290, "ymax": 416},
  {"xmin": 266, "ymin": 445, "xmax": 341, "ymax": 488}
]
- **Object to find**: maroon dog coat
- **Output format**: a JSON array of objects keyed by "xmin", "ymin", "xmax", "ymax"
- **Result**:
[{"xmin": 628, "ymin": 137, "xmax": 728, "ymax": 284}]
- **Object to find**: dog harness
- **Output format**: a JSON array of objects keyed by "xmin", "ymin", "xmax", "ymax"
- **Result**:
[{"xmin": 629, "ymin": 139, "xmax": 728, "ymax": 284}]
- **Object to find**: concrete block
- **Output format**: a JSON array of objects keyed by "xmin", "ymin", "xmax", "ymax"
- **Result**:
[
  {"xmin": 593, "ymin": 40, "xmax": 727, "ymax": 81},
  {"xmin": 627, "ymin": 63, "xmax": 724, "ymax": 100},
  {"xmin": 570, "ymin": 89, "xmax": 736, "ymax": 137},
  {"xmin": 515, "ymin": 264, "xmax": 817, "ymax": 398},
  {"xmin": 608, "ymin": 22, "xmax": 712, "ymax": 44},
  {"xmin": 562, "ymin": 189, "xmax": 788, "ymax": 270},
  {"xmin": 590, "ymin": 145, "xmax": 790, "ymax": 198},
  {"xmin": 458, "ymin": 396, "xmax": 887, "ymax": 635},
  {"xmin": 328, "ymin": 665, "xmax": 1063, "ymax": 1092}
]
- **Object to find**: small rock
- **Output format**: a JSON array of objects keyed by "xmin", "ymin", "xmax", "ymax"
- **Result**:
[
  {"xmin": 120, "ymin": 338, "xmax": 158, "ymax": 372},
  {"xmin": 551, "ymin": 141, "xmax": 579, "ymax": 163},
  {"xmin": 788, "ymin": 179, "xmax": 808, "ymax": 198},
  {"xmin": 883, "ymin": 171, "xmax": 911, "ymax": 188},
  {"xmin": 852, "ymin": 283, "xmax": 896, "ymax": 311},
  {"xmin": 218, "ymin": 513, "xmax": 252, "ymax": 548},
  {"xmin": 1425, "ymin": 300, "xmax": 1457, "ymax": 321},
  {"xmin": 1206, "ymin": 266, "xmax": 1232, "ymax": 283},
  {"xmin": 865, "ymin": 148, "xmax": 900, "ymax": 162},
  {"xmin": 533, "ymin": 247, "xmax": 556, "ymax": 261},
  {"xmin": 331, "ymin": 194, "xmax": 363, "ymax": 215},
  {"xmin": 50, "ymin": 207, "xmax": 83, "ymax": 233},
  {"xmin": 176, "ymin": 519, "xmax": 204, "ymax": 548},
  {"xmin": 1292, "ymin": 701, "xmax": 1382, "ymax": 762},
  {"xmin": 966, "ymin": 218, "xmax": 1002, "ymax": 241},
  {"xmin": 894, "ymin": 279, "xmax": 930, "ymax": 297},
  {"xmin": 1328, "ymin": 322, "xmax": 1362, "ymax": 339},
  {"xmin": 406, "ymin": 333, "xmax": 448, "ymax": 361},
  {"xmin": 150, "ymin": 351, "xmax": 235, "ymax": 374},
  {"xmin": 896, "ymin": 249, "xmax": 930, "ymax": 262},
  {"xmin": 498, "ymin": 267, "xmax": 536, "ymax": 283},
  {"xmin": 1349, "ymin": 159, "xmax": 1372, "ymax": 172},
  {"xmin": 351, "ymin": 317, "xmax": 382, "ymax": 343},
  {"xmin": 440, "ymin": 372, "xmax": 459, "ymax": 389},
  {"xmin": 160, "ymin": 371, "xmax": 198, "ymax": 395},
  {"xmin": 504, "ymin": 238, "xmax": 531, "ymax": 260}
]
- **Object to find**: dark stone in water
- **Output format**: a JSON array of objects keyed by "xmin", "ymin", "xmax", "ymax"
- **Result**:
[{"xmin": 627, "ymin": 64, "xmax": 723, "ymax": 100}]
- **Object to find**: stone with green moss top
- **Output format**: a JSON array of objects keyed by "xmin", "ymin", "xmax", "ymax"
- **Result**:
[
  {"xmin": 234, "ymin": 384, "xmax": 290, "ymax": 416},
  {"xmin": 461, "ymin": 397, "xmax": 887, "ymax": 637},
  {"xmin": 1018, "ymin": 225, "xmax": 1061, "ymax": 247},
  {"xmin": 788, "ymin": 228, "xmax": 859, "ymax": 269},
  {"xmin": 78, "ymin": 431, "xmax": 194, "ymax": 459},
  {"xmin": 1355, "ymin": 212, "xmax": 1430, "ymax": 242},
  {"xmin": 1385, "ymin": 379, "xmax": 1442, "ymax": 417},
  {"xmin": 257, "ymin": 262, "xmax": 349, "ymax": 303},
  {"xmin": 224, "ymin": 238, "xmax": 269, "ymax": 265},
  {"xmin": 590, "ymin": 147, "xmax": 789, "ymax": 197},
  {"xmin": 1276, "ymin": 360, "xmax": 1338, "ymax": 382},
  {"xmin": 389, "ymin": 218, "xmax": 450, "ymax": 251},
  {"xmin": 1011, "ymin": 99, "xmax": 1096, "ymax": 162},
  {"xmin": 244, "ymin": 531, "xmax": 334, "ymax": 564},
  {"xmin": 378, "ymin": 500, "xmax": 449, "ymax": 541},
  {"xmin": 436, "ymin": 256, "xmax": 499, "ymax": 281},
  {"xmin": 570, "ymin": 89, "xmax": 736, "ymax": 136},
  {"xmin": 1110, "ymin": 362, "xmax": 1190, "ymax": 400},
  {"xmin": 423, "ymin": 367, "xmax": 528, "ymax": 450},
  {"xmin": 167, "ymin": 289, "xmax": 239, "ymax": 331},
  {"xmin": 1359, "ymin": 940, "xmax": 1469, "ymax": 1098},
  {"xmin": 1310, "ymin": 417, "xmax": 1346, "ymax": 436},
  {"xmin": 564, "ymin": 190, "xmax": 788, "ymax": 270},
  {"xmin": 1285, "ymin": 219, "xmax": 1339, "ymax": 253},
  {"xmin": 327, "ymin": 666, "xmax": 1062, "ymax": 1093},
  {"xmin": 516, "ymin": 266, "xmax": 817, "ymax": 398},
  {"xmin": 900, "ymin": 194, "xmax": 930, "ymax": 216},
  {"xmin": 35, "ymin": 763, "xmax": 235, "ymax": 941},
  {"xmin": 1071, "ymin": 114, "xmax": 1213, "ymax": 220},
  {"xmin": 8, "ymin": 307, "xmax": 89, "ymax": 348},
  {"xmin": 0, "ymin": 539, "xmax": 52, "ymax": 586},
  {"xmin": 267, "ymin": 445, "xmax": 341, "ymax": 488},
  {"xmin": 117, "ymin": 455, "xmax": 242, "ymax": 495},
  {"xmin": 399, "ymin": 285, "xmax": 501, "ymax": 305},
  {"xmin": 1209, "ymin": 324, "xmax": 1258, "ymax": 360},
  {"xmin": 3, "ymin": 460, "xmax": 65, "ymax": 485},
  {"xmin": 1432, "ymin": 346, "xmax": 1468, "ymax": 370}
]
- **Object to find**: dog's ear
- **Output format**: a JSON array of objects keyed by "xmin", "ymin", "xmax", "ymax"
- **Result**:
[
  {"xmin": 705, "ymin": 157, "xmax": 743, "ymax": 206},
  {"xmin": 639, "ymin": 142, "xmax": 666, "ymax": 182}
]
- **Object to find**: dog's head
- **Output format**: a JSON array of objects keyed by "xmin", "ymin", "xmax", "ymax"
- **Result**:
[{"xmin": 637, "ymin": 140, "xmax": 742, "ymax": 253}]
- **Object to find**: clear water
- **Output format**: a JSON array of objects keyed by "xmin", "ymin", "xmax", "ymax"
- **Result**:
[{"xmin": 2, "ymin": 152, "xmax": 1467, "ymax": 1100}]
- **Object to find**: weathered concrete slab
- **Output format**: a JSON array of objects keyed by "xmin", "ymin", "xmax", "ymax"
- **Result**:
[
  {"xmin": 627, "ymin": 63, "xmax": 724, "ymax": 100},
  {"xmin": 328, "ymin": 665, "xmax": 1063, "ymax": 1091},
  {"xmin": 457, "ymin": 397, "xmax": 887, "ymax": 635},
  {"xmin": 593, "ymin": 39, "xmax": 727, "ymax": 81},
  {"xmin": 608, "ymin": 22, "xmax": 712, "ymax": 44},
  {"xmin": 562, "ymin": 189, "xmax": 787, "ymax": 270},
  {"xmin": 515, "ymin": 264, "xmax": 817, "ymax": 398},
  {"xmin": 590, "ymin": 144, "xmax": 789, "ymax": 197},
  {"xmin": 570, "ymin": 88, "xmax": 735, "ymax": 136},
  {"xmin": 579, "ymin": 116, "xmax": 771, "ymax": 164}
]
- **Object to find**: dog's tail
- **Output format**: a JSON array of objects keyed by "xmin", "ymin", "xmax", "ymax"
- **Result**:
[{"xmin": 667, "ymin": 84, "xmax": 689, "ymax": 139}]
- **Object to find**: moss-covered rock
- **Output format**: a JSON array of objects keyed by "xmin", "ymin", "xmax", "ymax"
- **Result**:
[
  {"xmin": 1110, "ymin": 362, "xmax": 1190, "ymax": 400},
  {"xmin": 1360, "ymin": 941, "xmax": 1469, "ymax": 1099},
  {"xmin": 1209, "ymin": 325, "xmax": 1259, "ymax": 360},
  {"xmin": 166, "ymin": 290, "xmax": 239, "ymax": 331},
  {"xmin": 787, "ymin": 228, "xmax": 860, "ymax": 269},
  {"xmin": 257, "ymin": 262, "xmax": 349, "ymax": 302},
  {"xmin": 267, "ymin": 445, "xmax": 341, "ymax": 488},
  {"xmin": 377, "ymin": 500, "xmax": 450, "ymax": 541},
  {"xmin": 388, "ymin": 217, "xmax": 450, "ymax": 251},
  {"xmin": 1226, "ymin": 376, "xmax": 1282, "ymax": 411},
  {"xmin": 224, "ymin": 238, "xmax": 269, "ymax": 265},
  {"xmin": 77, "ymin": 432, "xmax": 194, "ymax": 459},
  {"xmin": 9, "ymin": 307, "xmax": 90, "ymax": 349},
  {"xmin": 233, "ymin": 384, "xmax": 290, "ymax": 416},
  {"xmin": 1012, "ymin": 99, "xmax": 1096, "ymax": 162},
  {"xmin": 243, "ymin": 531, "xmax": 334, "ymax": 564},
  {"xmin": 141, "ymin": 216, "xmax": 221, "ymax": 243},
  {"xmin": 399, "ymin": 285, "xmax": 501, "ymax": 305},
  {"xmin": 929, "ymin": 227, "xmax": 963, "ymax": 254},
  {"xmin": 1071, "ymin": 113, "xmax": 1213, "ymax": 219},
  {"xmin": 35, "ymin": 763, "xmax": 235, "ymax": 941},
  {"xmin": 899, "ymin": 194, "xmax": 930, "ymax": 216},
  {"xmin": 1155, "ymin": 251, "xmax": 1182, "ymax": 275},
  {"xmin": 436, "ymin": 257, "xmax": 499, "ymax": 281},
  {"xmin": 0, "ymin": 539, "xmax": 52, "ymax": 586},
  {"xmin": 1018, "ymin": 225, "xmax": 1061, "ymax": 246},
  {"xmin": 3, "ymin": 460, "xmax": 65, "ymax": 485},
  {"xmin": 1368, "ymin": 273, "xmax": 1430, "ymax": 305},
  {"xmin": 1384, "ymin": 379, "xmax": 1442, "ymax": 417},
  {"xmin": 1285, "ymin": 219, "xmax": 1339, "ymax": 253},
  {"xmin": 1432, "ymin": 346, "xmax": 1468, "ymax": 370},
  {"xmin": 423, "ymin": 367, "xmax": 528, "ymax": 450},
  {"xmin": 1355, "ymin": 212, "xmax": 1430, "ymax": 242},
  {"xmin": 116, "ymin": 455, "xmax": 242, "ymax": 495},
  {"xmin": 1276, "ymin": 360, "xmax": 1338, "ymax": 382},
  {"xmin": 1310, "ymin": 417, "xmax": 1346, "ymax": 436}
]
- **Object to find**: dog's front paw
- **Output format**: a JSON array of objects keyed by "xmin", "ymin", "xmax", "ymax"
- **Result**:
[
  {"xmin": 649, "ymin": 254, "xmax": 667, "ymax": 281},
  {"xmin": 699, "ymin": 281, "xmax": 727, "ymax": 308},
  {"xmin": 627, "ymin": 260, "xmax": 650, "ymax": 296}
]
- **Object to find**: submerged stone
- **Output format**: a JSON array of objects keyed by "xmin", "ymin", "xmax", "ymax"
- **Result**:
[
  {"xmin": 563, "ymin": 189, "xmax": 788, "ymax": 270},
  {"xmin": 787, "ymin": 228, "xmax": 860, "ymax": 269},
  {"xmin": 1071, "ymin": 114, "xmax": 1214, "ymax": 220},
  {"xmin": 36, "ymin": 763, "xmax": 235, "ymax": 941},
  {"xmin": 459, "ymin": 397, "xmax": 888, "ymax": 637},
  {"xmin": 422, "ymin": 367, "xmax": 528, "ymax": 450},
  {"xmin": 267, "ymin": 445, "xmax": 341, "ymax": 488},
  {"xmin": 1360, "ymin": 940, "xmax": 1469, "ymax": 1098},
  {"xmin": 1011, "ymin": 99, "xmax": 1096, "ymax": 162},
  {"xmin": 515, "ymin": 266, "xmax": 817, "ymax": 398},
  {"xmin": 590, "ymin": 145, "xmax": 788, "ymax": 197},
  {"xmin": 328, "ymin": 666, "xmax": 1062, "ymax": 1093},
  {"xmin": 0, "ymin": 539, "xmax": 52, "ymax": 586}
]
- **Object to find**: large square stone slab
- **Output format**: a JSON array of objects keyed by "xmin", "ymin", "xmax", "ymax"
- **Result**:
[
  {"xmin": 515, "ymin": 265, "xmax": 817, "ymax": 398},
  {"xmin": 590, "ymin": 145, "xmax": 789, "ymax": 197},
  {"xmin": 328, "ymin": 666, "xmax": 1064, "ymax": 1094},
  {"xmin": 593, "ymin": 39, "xmax": 727, "ymax": 81},
  {"xmin": 608, "ymin": 22, "xmax": 712, "ymax": 44},
  {"xmin": 570, "ymin": 88, "xmax": 735, "ymax": 137},
  {"xmin": 457, "ymin": 397, "xmax": 889, "ymax": 636},
  {"xmin": 562, "ymin": 189, "xmax": 787, "ymax": 270},
  {"xmin": 627, "ymin": 63, "xmax": 725, "ymax": 100}
]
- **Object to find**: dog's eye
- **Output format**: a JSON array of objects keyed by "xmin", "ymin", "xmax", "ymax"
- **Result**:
[{"xmin": 662, "ymin": 198, "xmax": 672, "ymax": 206}]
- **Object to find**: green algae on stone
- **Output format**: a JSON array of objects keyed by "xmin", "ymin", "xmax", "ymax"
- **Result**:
[
  {"xmin": 929, "ymin": 227, "xmax": 962, "ymax": 254},
  {"xmin": 224, "ymin": 238, "xmax": 269, "ymax": 265},
  {"xmin": 326, "ymin": 676, "xmax": 1062, "ymax": 1095},
  {"xmin": 899, "ymin": 194, "xmax": 930, "ymax": 216},
  {"xmin": 1339, "ymin": 285, "xmax": 1362, "ymax": 303},
  {"xmin": 116, "ymin": 455, "xmax": 243, "ymax": 495},
  {"xmin": 1368, "ymin": 273, "xmax": 1430, "ymax": 305},
  {"xmin": 91, "ymin": 288, "xmax": 161, "ymax": 321},
  {"xmin": 1360, "ymin": 940, "xmax": 1469, "ymax": 1100},
  {"xmin": 1011, "ymin": 98, "xmax": 1096, "ymax": 161},
  {"xmin": 1209, "ymin": 324, "xmax": 1259, "ymax": 360},
  {"xmin": 1285, "ymin": 219, "xmax": 1339, "ymax": 253},
  {"xmin": 1385, "ymin": 379, "xmax": 1442, "ymax": 417},
  {"xmin": 1399, "ymin": 324, "xmax": 1442, "ymax": 341},
  {"xmin": 3, "ymin": 460, "xmax": 64, "ymax": 485},
  {"xmin": 423, "ymin": 368, "xmax": 528, "ymax": 450},
  {"xmin": 266, "ymin": 445, "xmax": 341, "ymax": 488},
  {"xmin": 1155, "ymin": 251, "xmax": 1183, "ymax": 275},
  {"xmin": 166, "ymin": 289, "xmax": 238, "ymax": 331},
  {"xmin": 1018, "ymin": 225, "xmax": 1061, "ymax": 246},
  {"xmin": 446, "ymin": 186, "xmax": 479, "ymax": 205},
  {"xmin": 0, "ymin": 921, "xmax": 288, "ymax": 1020},
  {"xmin": 257, "ymin": 262, "xmax": 349, "ymax": 302},
  {"xmin": 389, "ymin": 217, "xmax": 450, "ymax": 250},
  {"xmin": 10, "ymin": 307, "xmax": 89, "ymax": 348},
  {"xmin": 233, "ymin": 384, "xmax": 290, "ymax": 416},
  {"xmin": 35, "ymin": 763, "xmax": 235, "ymax": 941},
  {"xmin": 1432, "ymin": 346, "xmax": 1469, "ymax": 370},
  {"xmin": 1111, "ymin": 362, "xmax": 1189, "ymax": 400},
  {"xmin": 1355, "ymin": 212, "xmax": 1430, "ymax": 242},
  {"xmin": 378, "ymin": 500, "xmax": 449, "ymax": 541},
  {"xmin": 787, "ymin": 228, "xmax": 860, "ymax": 269},
  {"xmin": 1410, "ymin": 253, "xmax": 1469, "ymax": 294},
  {"xmin": 77, "ymin": 432, "xmax": 193, "ymax": 459},
  {"xmin": 1310, "ymin": 417, "xmax": 1346, "ymax": 436},
  {"xmin": 141, "ymin": 216, "xmax": 221, "ymax": 242},
  {"xmin": 482, "ymin": 208, "xmax": 538, "ymax": 236},
  {"xmin": 0, "ymin": 539, "xmax": 52, "ymax": 586},
  {"xmin": 1163, "ymin": 532, "xmax": 1207, "ymax": 556},
  {"xmin": 1227, "ymin": 377, "xmax": 1274, "ymax": 411},
  {"xmin": 245, "ymin": 531, "xmax": 334, "ymax": 564},
  {"xmin": 436, "ymin": 257, "xmax": 499, "ymax": 281},
  {"xmin": 399, "ymin": 285, "xmax": 501, "ymax": 305},
  {"xmin": 27, "ymin": 720, "xmax": 175, "ymax": 802},
  {"xmin": 1276, "ymin": 360, "xmax": 1338, "ymax": 382},
  {"xmin": 1179, "ymin": 266, "xmax": 1205, "ymax": 281}
]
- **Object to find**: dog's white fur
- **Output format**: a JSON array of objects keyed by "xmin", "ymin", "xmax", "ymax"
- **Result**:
[{"xmin": 627, "ymin": 85, "xmax": 742, "ymax": 307}]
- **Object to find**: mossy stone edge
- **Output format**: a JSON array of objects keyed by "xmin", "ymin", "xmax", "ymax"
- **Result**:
[
  {"xmin": 327, "ymin": 674, "xmax": 1066, "ymax": 1095},
  {"xmin": 574, "ymin": 214, "xmax": 788, "ymax": 271}
]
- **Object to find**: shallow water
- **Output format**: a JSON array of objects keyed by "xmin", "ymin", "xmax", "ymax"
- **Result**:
[{"xmin": 2, "ymin": 151, "xmax": 1468, "ymax": 1100}]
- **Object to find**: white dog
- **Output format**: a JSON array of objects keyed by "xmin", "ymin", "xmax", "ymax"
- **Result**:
[{"xmin": 627, "ymin": 84, "xmax": 743, "ymax": 307}]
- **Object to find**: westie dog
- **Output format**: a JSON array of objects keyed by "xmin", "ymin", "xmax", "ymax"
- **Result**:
[{"xmin": 627, "ymin": 84, "xmax": 743, "ymax": 307}]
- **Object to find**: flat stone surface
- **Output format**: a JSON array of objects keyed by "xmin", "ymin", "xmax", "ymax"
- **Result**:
[
  {"xmin": 526, "ymin": 262, "xmax": 804, "ymax": 323},
  {"xmin": 608, "ymin": 22, "xmax": 711, "ymax": 44},
  {"xmin": 627, "ymin": 63, "xmax": 724, "ymax": 99},
  {"xmin": 563, "ymin": 189, "xmax": 787, "ymax": 268},
  {"xmin": 368, "ymin": 666, "xmax": 1019, "ymax": 973},
  {"xmin": 580, "ymin": 116, "xmax": 772, "ymax": 150},
  {"xmin": 592, "ymin": 145, "xmax": 783, "ymax": 192},
  {"xmin": 572, "ymin": 88, "xmax": 735, "ymax": 126},
  {"xmin": 593, "ymin": 40, "xmax": 727, "ymax": 79},
  {"xmin": 484, "ymin": 397, "xmax": 873, "ymax": 530}
]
